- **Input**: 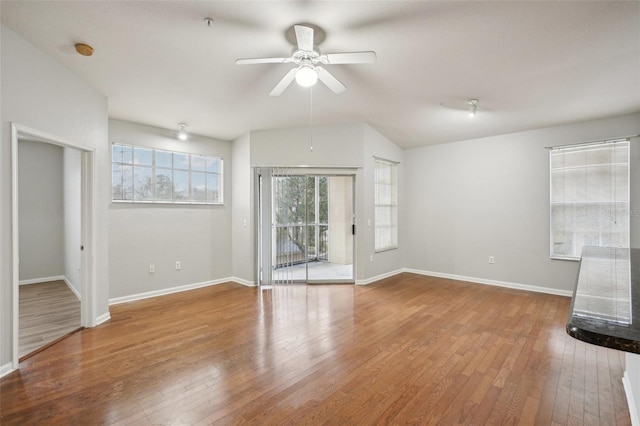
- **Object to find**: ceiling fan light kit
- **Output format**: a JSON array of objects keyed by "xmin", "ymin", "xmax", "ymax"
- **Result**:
[
  {"xmin": 295, "ymin": 63, "xmax": 318, "ymax": 87},
  {"xmin": 236, "ymin": 24, "xmax": 376, "ymax": 96}
]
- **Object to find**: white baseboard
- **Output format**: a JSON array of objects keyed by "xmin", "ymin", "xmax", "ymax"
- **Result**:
[
  {"xmin": 402, "ymin": 268, "xmax": 573, "ymax": 297},
  {"xmin": 624, "ymin": 371, "xmax": 639, "ymax": 426},
  {"xmin": 19, "ymin": 275, "xmax": 82, "ymax": 300},
  {"xmin": 0, "ymin": 362, "xmax": 15, "ymax": 379},
  {"xmin": 356, "ymin": 269, "xmax": 404, "ymax": 285},
  {"xmin": 96, "ymin": 312, "xmax": 111, "ymax": 326},
  {"xmin": 231, "ymin": 277, "xmax": 256, "ymax": 287},
  {"xmin": 19, "ymin": 275, "xmax": 65, "ymax": 285},
  {"xmin": 108, "ymin": 278, "xmax": 233, "ymax": 306},
  {"xmin": 63, "ymin": 277, "xmax": 82, "ymax": 301}
]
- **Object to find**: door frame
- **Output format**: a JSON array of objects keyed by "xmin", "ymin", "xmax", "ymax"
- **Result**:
[
  {"xmin": 255, "ymin": 167, "xmax": 356, "ymax": 285},
  {"xmin": 11, "ymin": 123, "xmax": 97, "ymax": 368}
]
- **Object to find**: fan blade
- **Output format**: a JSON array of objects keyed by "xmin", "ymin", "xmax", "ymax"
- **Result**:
[
  {"xmin": 321, "ymin": 51, "xmax": 377, "ymax": 65},
  {"xmin": 316, "ymin": 67, "xmax": 346, "ymax": 94},
  {"xmin": 294, "ymin": 25, "xmax": 314, "ymax": 52},
  {"xmin": 269, "ymin": 68, "xmax": 297, "ymax": 96},
  {"xmin": 236, "ymin": 57, "xmax": 292, "ymax": 65}
]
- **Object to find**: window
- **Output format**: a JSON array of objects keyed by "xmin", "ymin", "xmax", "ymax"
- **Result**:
[
  {"xmin": 112, "ymin": 143, "xmax": 223, "ymax": 204},
  {"xmin": 550, "ymin": 140, "xmax": 629, "ymax": 259},
  {"xmin": 374, "ymin": 158, "xmax": 398, "ymax": 251}
]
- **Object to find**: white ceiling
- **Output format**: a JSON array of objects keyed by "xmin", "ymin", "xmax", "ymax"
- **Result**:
[{"xmin": 2, "ymin": 1, "xmax": 639, "ymax": 149}]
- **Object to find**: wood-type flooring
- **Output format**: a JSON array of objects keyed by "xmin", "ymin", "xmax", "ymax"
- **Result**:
[
  {"xmin": 19, "ymin": 280, "xmax": 81, "ymax": 358},
  {"xmin": 0, "ymin": 273, "xmax": 630, "ymax": 425}
]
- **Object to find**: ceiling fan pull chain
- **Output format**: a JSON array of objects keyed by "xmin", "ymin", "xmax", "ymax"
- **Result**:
[{"xmin": 309, "ymin": 86, "xmax": 314, "ymax": 152}]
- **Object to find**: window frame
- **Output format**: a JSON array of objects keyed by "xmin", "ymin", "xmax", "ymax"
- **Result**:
[
  {"xmin": 111, "ymin": 142, "xmax": 224, "ymax": 205},
  {"xmin": 374, "ymin": 157, "xmax": 399, "ymax": 253},
  {"xmin": 549, "ymin": 140, "xmax": 630, "ymax": 261}
]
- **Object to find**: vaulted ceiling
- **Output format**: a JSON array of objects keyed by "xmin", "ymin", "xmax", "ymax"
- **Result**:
[{"xmin": 2, "ymin": 1, "xmax": 639, "ymax": 148}]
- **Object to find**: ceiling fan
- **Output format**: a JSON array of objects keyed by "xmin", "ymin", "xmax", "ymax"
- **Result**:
[{"xmin": 236, "ymin": 24, "xmax": 376, "ymax": 96}]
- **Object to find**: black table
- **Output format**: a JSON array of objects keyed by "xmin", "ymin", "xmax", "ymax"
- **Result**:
[{"xmin": 567, "ymin": 247, "xmax": 640, "ymax": 354}]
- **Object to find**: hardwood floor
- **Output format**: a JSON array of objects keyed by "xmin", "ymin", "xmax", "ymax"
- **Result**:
[
  {"xmin": 0, "ymin": 273, "xmax": 630, "ymax": 425},
  {"xmin": 19, "ymin": 280, "xmax": 81, "ymax": 358}
]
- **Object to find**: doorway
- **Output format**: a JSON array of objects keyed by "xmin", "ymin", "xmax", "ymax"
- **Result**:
[
  {"xmin": 11, "ymin": 123, "xmax": 97, "ymax": 369},
  {"xmin": 17, "ymin": 139, "xmax": 82, "ymax": 358},
  {"xmin": 256, "ymin": 168, "xmax": 355, "ymax": 285}
]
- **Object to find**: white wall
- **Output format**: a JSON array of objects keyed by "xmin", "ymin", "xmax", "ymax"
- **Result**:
[
  {"xmin": 64, "ymin": 147, "xmax": 82, "ymax": 297},
  {"xmin": 17, "ymin": 140, "xmax": 64, "ymax": 281},
  {"xmin": 631, "ymin": 141, "xmax": 640, "ymax": 249},
  {"xmin": 625, "ymin": 353, "xmax": 640, "ymax": 425},
  {"xmin": 245, "ymin": 122, "xmax": 405, "ymax": 282},
  {"xmin": 231, "ymin": 133, "xmax": 254, "ymax": 283},
  {"xmin": 404, "ymin": 113, "xmax": 640, "ymax": 293},
  {"xmin": 108, "ymin": 119, "xmax": 233, "ymax": 300},
  {"xmin": 247, "ymin": 123, "xmax": 366, "ymax": 280},
  {"xmin": 1, "ymin": 24, "xmax": 109, "ymax": 370},
  {"xmin": 250, "ymin": 122, "xmax": 364, "ymax": 168},
  {"xmin": 362, "ymin": 124, "xmax": 405, "ymax": 280}
]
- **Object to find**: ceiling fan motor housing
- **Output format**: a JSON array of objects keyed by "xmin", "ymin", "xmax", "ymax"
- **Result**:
[{"xmin": 292, "ymin": 49, "xmax": 321, "ymax": 65}]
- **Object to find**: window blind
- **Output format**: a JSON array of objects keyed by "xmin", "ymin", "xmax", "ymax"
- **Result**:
[
  {"xmin": 374, "ymin": 158, "xmax": 398, "ymax": 252},
  {"xmin": 550, "ymin": 140, "xmax": 629, "ymax": 259}
]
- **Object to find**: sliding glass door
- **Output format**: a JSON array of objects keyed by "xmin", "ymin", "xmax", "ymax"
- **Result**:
[
  {"xmin": 308, "ymin": 176, "xmax": 353, "ymax": 282},
  {"xmin": 256, "ymin": 169, "xmax": 354, "ymax": 285}
]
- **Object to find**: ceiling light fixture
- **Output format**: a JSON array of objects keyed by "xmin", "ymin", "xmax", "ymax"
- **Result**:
[
  {"xmin": 468, "ymin": 99, "xmax": 478, "ymax": 118},
  {"xmin": 177, "ymin": 123, "xmax": 188, "ymax": 141},
  {"xmin": 295, "ymin": 64, "xmax": 318, "ymax": 87}
]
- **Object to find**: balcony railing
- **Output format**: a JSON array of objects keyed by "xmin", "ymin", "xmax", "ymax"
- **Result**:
[{"xmin": 274, "ymin": 224, "xmax": 328, "ymax": 268}]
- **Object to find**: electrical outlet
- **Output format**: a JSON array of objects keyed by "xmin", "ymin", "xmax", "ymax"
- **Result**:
[
  {"xmin": 369, "ymin": 254, "xmax": 374, "ymax": 263},
  {"xmin": 489, "ymin": 256, "xmax": 495, "ymax": 264},
  {"xmin": 175, "ymin": 261, "xmax": 181, "ymax": 270},
  {"xmin": 149, "ymin": 264, "xmax": 155, "ymax": 273}
]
